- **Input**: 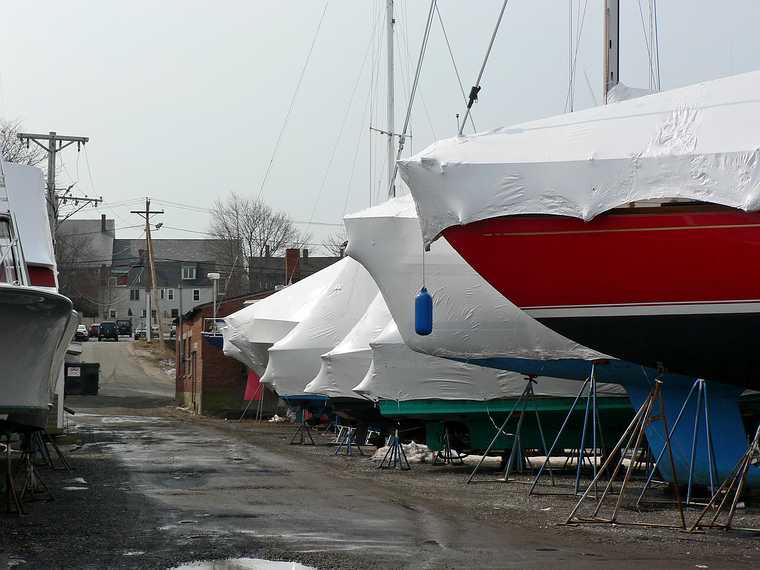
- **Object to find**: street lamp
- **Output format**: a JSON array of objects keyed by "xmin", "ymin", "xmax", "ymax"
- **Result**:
[{"xmin": 207, "ymin": 272, "xmax": 220, "ymax": 332}]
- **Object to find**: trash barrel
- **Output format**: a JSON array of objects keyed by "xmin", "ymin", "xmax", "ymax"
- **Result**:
[{"xmin": 64, "ymin": 362, "xmax": 100, "ymax": 395}]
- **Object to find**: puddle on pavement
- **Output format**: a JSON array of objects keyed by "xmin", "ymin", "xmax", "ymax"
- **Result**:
[{"xmin": 171, "ymin": 559, "xmax": 314, "ymax": 570}]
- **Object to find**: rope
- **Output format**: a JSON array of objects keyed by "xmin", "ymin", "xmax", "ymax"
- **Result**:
[
  {"xmin": 458, "ymin": 0, "xmax": 511, "ymax": 136},
  {"xmin": 256, "ymin": 1, "xmax": 329, "ymax": 201},
  {"xmin": 436, "ymin": 4, "xmax": 476, "ymax": 133},
  {"xmin": 563, "ymin": 0, "xmax": 588, "ymax": 113},
  {"xmin": 653, "ymin": 0, "xmax": 661, "ymax": 91},
  {"xmin": 386, "ymin": 0, "xmax": 437, "ymax": 199},
  {"xmin": 637, "ymin": 0, "xmax": 656, "ymax": 91},
  {"xmin": 307, "ymin": 4, "xmax": 380, "ymax": 226}
]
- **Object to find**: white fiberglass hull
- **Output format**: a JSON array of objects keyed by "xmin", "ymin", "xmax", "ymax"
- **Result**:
[{"xmin": 0, "ymin": 285, "xmax": 76, "ymax": 429}]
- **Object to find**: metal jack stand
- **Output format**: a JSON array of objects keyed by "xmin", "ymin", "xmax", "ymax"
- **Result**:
[
  {"xmin": 467, "ymin": 377, "xmax": 551, "ymax": 484},
  {"xmin": 335, "ymin": 427, "xmax": 365, "ymax": 457},
  {"xmin": 530, "ymin": 364, "xmax": 605, "ymax": 496},
  {"xmin": 565, "ymin": 380, "xmax": 687, "ymax": 530},
  {"xmin": 2, "ymin": 435, "xmax": 23, "ymax": 515},
  {"xmin": 289, "ymin": 421, "xmax": 316, "ymax": 445},
  {"xmin": 690, "ymin": 425, "xmax": 760, "ymax": 533},
  {"xmin": 17, "ymin": 435, "xmax": 52, "ymax": 504},
  {"xmin": 637, "ymin": 378, "xmax": 717, "ymax": 507},
  {"xmin": 433, "ymin": 426, "xmax": 465, "ymax": 466},
  {"xmin": 378, "ymin": 428, "xmax": 410, "ymax": 471},
  {"xmin": 31, "ymin": 430, "xmax": 71, "ymax": 472}
]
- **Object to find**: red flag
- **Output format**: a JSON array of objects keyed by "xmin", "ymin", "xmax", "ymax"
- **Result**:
[{"xmin": 244, "ymin": 370, "xmax": 263, "ymax": 401}]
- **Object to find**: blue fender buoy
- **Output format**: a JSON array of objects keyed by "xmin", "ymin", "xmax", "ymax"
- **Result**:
[{"xmin": 415, "ymin": 286, "xmax": 433, "ymax": 335}]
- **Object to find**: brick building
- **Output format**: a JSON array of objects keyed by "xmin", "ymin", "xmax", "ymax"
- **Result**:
[{"xmin": 175, "ymin": 291, "xmax": 279, "ymax": 416}]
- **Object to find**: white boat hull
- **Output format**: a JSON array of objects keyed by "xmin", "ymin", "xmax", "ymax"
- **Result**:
[{"xmin": 0, "ymin": 285, "xmax": 76, "ymax": 429}]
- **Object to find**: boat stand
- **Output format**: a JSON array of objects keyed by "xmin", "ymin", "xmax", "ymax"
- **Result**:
[
  {"xmin": 466, "ymin": 377, "xmax": 551, "ymax": 484},
  {"xmin": 378, "ymin": 428, "xmax": 410, "ymax": 471},
  {"xmin": 433, "ymin": 426, "xmax": 465, "ymax": 466},
  {"xmin": 636, "ymin": 378, "xmax": 718, "ymax": 507},
  {"xmin": 335, "ymin": 427, "xmax": 365, "ymax": 457},
  {"xmin": 289, "ymin": 422, "xmax": 316, "ymax": 445},
  {"xmin": 17, "ymin": 434, "xmax": 52, "ymax": 504},
  {"xmin": 529, "ymin": 364, "xmax": 606, "ymax": 496},
  {"xmin": 30, "ymin": 430, "xmax": 71, "ymax": 472},
  {"xmin": 565, "ymin": 380, "xmax": 687, "ymax": 530},
  {"xmin": 689, "ymin": 425, "xmax": 760, "ymax": 533},
  {"xmin": 289, "ymin": 406, "xmax": 316, "ymax": 445},
  {"xmin": 1, "ymin": 435, "xmax": 23, "ymax": 515}
]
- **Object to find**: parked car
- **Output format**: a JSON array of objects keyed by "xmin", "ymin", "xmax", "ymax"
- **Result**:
[
  {"xmin": 89, "ymin": 323, "xmax": 100, "ymax": 337},
  {"xmin": 98, "ymin": 321, "xmax": 119, "ymax": 342},
  {"xmin": 170, "ymin": 324, "xmax": 177, "ymax": 338},
  {"xmin": 116, "ymin": 319, "xmax": 132, "ymax": 337},
  {"xmin": 74, "ymin": 324, "xmax": 89, "ymax": 342},
  {"xmin": 134, "ymin": 325, "xmax": 159, "ymax": 340}
]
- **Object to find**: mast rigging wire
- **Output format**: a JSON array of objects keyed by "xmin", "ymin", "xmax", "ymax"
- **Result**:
[
  {"xmin": 458, "ymin": 0, "xmax": 511, "ymax": 136},
  {"xmin": 435, "ymin": 4, "xmax": 476, "ymax": 133},
  {"xmin": 386, "ymin": 0, "xmax": 437, "ymax": 199},
  {"xmin": 256, "ymin": 1, "xmax": 329, "ymax": 201}
]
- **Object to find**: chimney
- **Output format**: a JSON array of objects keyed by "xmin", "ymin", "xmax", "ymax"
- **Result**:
[
  {"xmin": 285, "ymin": 248, "xmax": 300, "ymax": 284},
  {"xmin": 302, "ymin": 248, "xmax": 309, "ymax": 259},
  {"xmin": 101, "ymin": 213, "xmax": 107, "ymax": 233}
]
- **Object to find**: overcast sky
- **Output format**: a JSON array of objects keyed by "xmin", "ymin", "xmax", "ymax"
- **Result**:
[{"xmin": 2, "ymin": 0, "xmax": 758, "ymax": 251}]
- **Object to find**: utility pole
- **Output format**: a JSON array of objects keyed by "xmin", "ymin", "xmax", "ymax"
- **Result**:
[
  {"xmin": 131, "ymin": 198, "xmax": 164, "ymax": 343},
  {"xmin": 16, "ymin": 131, "xmax": 93, "ymax": 234}
]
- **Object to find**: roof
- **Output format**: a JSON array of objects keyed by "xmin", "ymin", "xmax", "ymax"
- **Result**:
[
  {"xmin": 57, "ymin": 218, "xmax": 116, "ymax": 267},
  {"xmin": 112, "ymin": 238, "xmax": 228, "ymax": 266}
]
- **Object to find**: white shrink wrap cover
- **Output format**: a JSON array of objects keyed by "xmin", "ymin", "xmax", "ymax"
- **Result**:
[
  {"xmin": 344, "ymin": 194, "xmax": 604, "ymax": 363},
  {"xmin": 304, "ymin": 292, "xmax": 392, "ymax": 399},
  {"xmin": 221, "ymin": 323, "xmax": 260, "ymax": 372},
  {"xmin": 353, "ymin": 320, "xmax": 621, "ymax": 402},
  {"xmin": 261, "ymin": 257, "xmax": 378, "ymax": 397},
  {"xmin": 398, "ymin": 71, "xmax": 760, "ymax": 245},
  {"xmin": 4, "ymin": 163, "xmax": 56, "ymax": 273},
  {"xmin": 225, "ymin": 259, "xmax": 347, "ymax": 374}
]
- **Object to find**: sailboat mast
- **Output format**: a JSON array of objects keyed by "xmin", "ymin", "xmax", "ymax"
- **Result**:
[
  {"xmin": 603, "ymin": 0, "xmax": 620, "ymax": 104},
  {"xmin": 386, "ymin": 0, "xmax": 395, "ymax": 198}
]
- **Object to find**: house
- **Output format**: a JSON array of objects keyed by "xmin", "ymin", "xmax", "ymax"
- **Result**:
[
  {"xmin": 56, "ymin": 214, "xmax": 116, "ymax": 319},
  {"xmin": 175, "ymin": 292, "xmax": 280, "ymax": 416},
  {"xmin": 110, "ymin": 238, "xmax": 234, "ymax": 329}
]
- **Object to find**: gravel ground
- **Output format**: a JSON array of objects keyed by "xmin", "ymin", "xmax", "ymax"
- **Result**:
[{"xmin": 2, "ymin": 341, "xmax": 759, "ymax": 569}]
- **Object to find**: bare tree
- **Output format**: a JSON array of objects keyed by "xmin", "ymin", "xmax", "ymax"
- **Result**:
[
  {"xmin": 322, "ymin": 230, "xmax": 347, "ymax": 257},
  {"xmin": 0, "ymin": 120, "xmax": 46, "ymax": 166},
  {"xmin": 210, "ymin": 192, "xmax": 311, "ymax": 290}
]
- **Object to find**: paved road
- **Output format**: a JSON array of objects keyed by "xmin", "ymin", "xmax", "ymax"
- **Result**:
[{"xmin": 3, "ymin": 341, "xmax": 753, "ymax": 569}]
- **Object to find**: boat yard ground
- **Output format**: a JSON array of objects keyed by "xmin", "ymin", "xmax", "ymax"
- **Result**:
[{"xmin": 2, "ymin": 341, "xmax": 760, "ymax": 569}]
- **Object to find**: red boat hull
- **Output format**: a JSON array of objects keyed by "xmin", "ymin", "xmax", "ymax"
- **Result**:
[{"xmin": 443, "ymin": 208, "xmax": 760, "ymax": 387}]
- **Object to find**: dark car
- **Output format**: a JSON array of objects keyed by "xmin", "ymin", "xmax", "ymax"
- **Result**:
[
  {"xmin": 89, "ymin": 323, "xmax": 100, "ymax": 337},
  {"xmin": 116, "ymin": 319, "xmax": 132, "ymax": 337},
  {"xmin": 98, "ymin": 321, "xmax": 119, "ymax": 342}
]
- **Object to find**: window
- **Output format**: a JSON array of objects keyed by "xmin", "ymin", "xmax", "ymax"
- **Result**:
[
  {"xmin": 160, "ymin": 288, "xmax": 165, "ymax": 300},
  {"xmin": 109, "ymin": 310, "xmax": 117, "ymax": 319},
  {"xmin": 141, "ymin": 309, "xmax": 146, "ymax": 318},
  {"xmin": 167, "ymin": 289, "xmax": 174, "ymax": 301},
  {"xmin": 130, "ymin": 289, "xmax": 140, "ymax": 301},
  {"xmin": 151, "ymin": 310, "xmax": 157, "ymax": 319},
  {"xmin": 171, "ymin": 308, "xmax": 179, "ymax": 318},
  {"xmin": 193, "ymin": 289, "xmax": 200, "ymax": 302},
  {"xmin": 182, "ymin": 265, "xmax": 196, "ymax": 280}
]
